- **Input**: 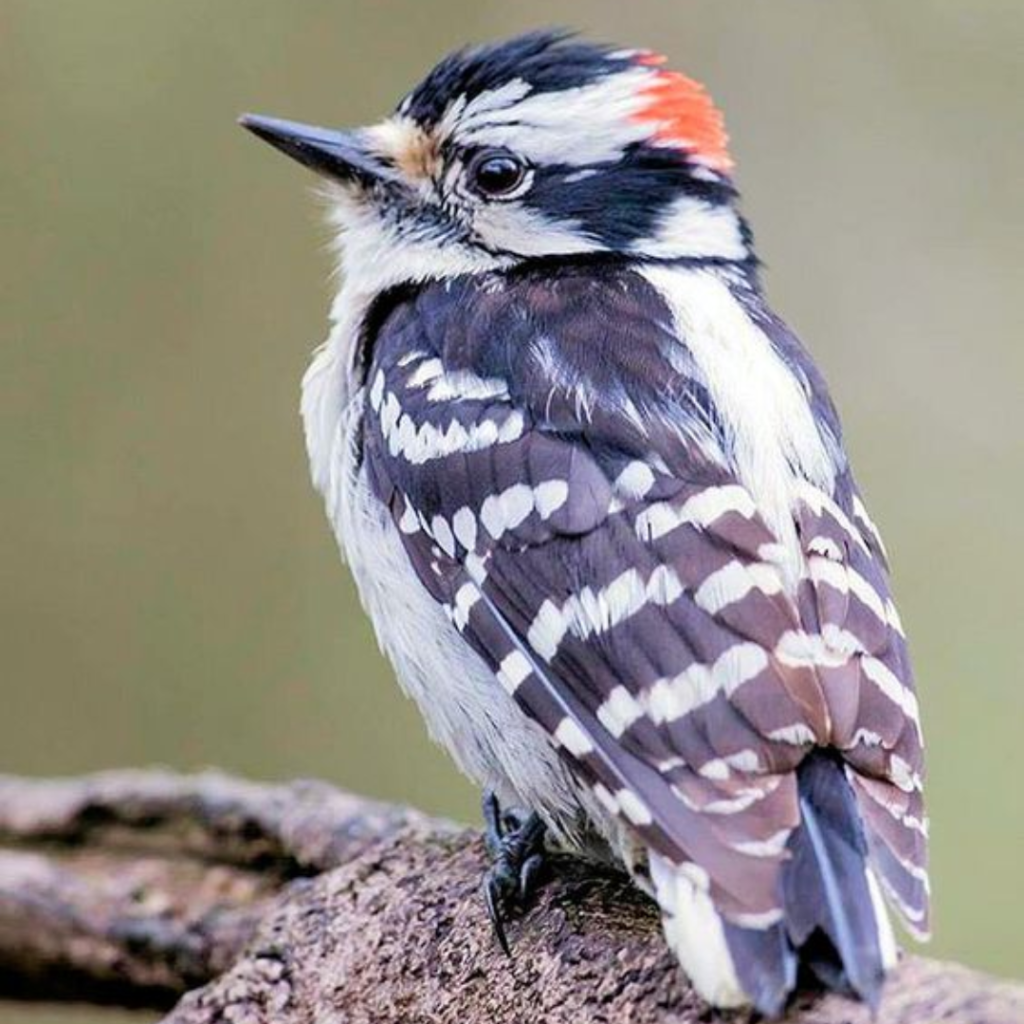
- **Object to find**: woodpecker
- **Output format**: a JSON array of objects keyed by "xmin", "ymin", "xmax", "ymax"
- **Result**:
[{"xmin": 241, "ymin": 30, "xmax": 929, "ymax": 1015}]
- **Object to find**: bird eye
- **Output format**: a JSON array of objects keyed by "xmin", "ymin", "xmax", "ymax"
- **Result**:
[{"xmin": 467, "ymin": 149, "xmax": 528, "ymax": 198}]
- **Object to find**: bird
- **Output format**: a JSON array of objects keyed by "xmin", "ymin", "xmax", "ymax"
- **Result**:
[{"xmin": 240, "ymin": 29, "xmax": 929, "ymax": 1015}]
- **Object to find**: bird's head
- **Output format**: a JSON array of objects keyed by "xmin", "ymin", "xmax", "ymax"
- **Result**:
[{"xmin": 242, "ymin": 31, "xmax": 750, "ymax": 286}]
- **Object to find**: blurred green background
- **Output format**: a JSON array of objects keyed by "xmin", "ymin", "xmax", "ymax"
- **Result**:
[{"xmin": 2, "ymin": 1, "xmax": 1021, "ymax": 1019}]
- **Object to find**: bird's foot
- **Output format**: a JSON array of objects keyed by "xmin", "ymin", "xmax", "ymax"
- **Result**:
[{"xmin": 481, "ymin": 790, "xmax": 548, "ymax": 956}]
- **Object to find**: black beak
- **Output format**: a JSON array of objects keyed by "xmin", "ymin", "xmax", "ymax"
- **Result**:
[{"xmin": 238, "ymin": 113, "xmax": 397, "ymax": 186}]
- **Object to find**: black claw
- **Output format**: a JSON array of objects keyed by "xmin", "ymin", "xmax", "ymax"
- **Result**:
[
  {"xmin": 519, "ymin": 851, "xmax": 545, "ymax": 901},
  {"xmin": 484, "ymin": 873, "xmax": 512, "ymax": 957},
  {"xmin": 480, "ymin": 790, "xmax": 549, "ymax": 957}
]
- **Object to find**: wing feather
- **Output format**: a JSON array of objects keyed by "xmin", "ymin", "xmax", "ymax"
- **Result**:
[{"xmin": 363, "ymin": 266, "xmax": 929, "ymax": 941}]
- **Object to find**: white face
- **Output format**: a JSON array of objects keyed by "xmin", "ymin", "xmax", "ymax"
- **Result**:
[{"xmin": 320, "ymin": 61, "xmax": 747, "ymax": 290}]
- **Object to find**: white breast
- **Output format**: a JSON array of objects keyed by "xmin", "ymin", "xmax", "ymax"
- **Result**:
[{"xmin": 640, "ymin": 266, "xmax": 838, "ymax": 586}]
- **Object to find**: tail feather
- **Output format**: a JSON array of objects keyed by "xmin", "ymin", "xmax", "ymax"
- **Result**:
[
  {"xmin": 782, "ymin": 750, "xmax": 895, "ymax": 1008},
  {"xmin": 654, "ymin": 751, "xmax": 897, "ymax": 1016},
  {"xmin": 721, "ymin": 921, "xmax": 797, "ymax": 1018},
  {"xmin": 655, "ymin": 749, "xmax": 897, "ymax": 1011},
  {"xmin": 649, "ymin": 854, "xmax": 751, "ymax": 1010}
]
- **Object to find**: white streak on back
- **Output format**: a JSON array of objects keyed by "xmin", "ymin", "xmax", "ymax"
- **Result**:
[{"xmin": 641, "ymin": 267, "xmax": 839, "ymax": 589}]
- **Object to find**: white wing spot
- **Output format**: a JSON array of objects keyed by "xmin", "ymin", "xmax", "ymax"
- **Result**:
[
  {"xmin": 451, "ymin": 506, "xmax": 478, "ymax": 551},
  {"xmin": 697, "ymin": 759, "xmax": 731, "ymax": 781},
  {"xmin": 616, "ymin": 461, "xmax": 656, "ymax": 499},
  {"xmin": 451, "ymin": 582, "xmax": 479, "ymax": 631},
  {"xmin": 635, "ymin": 484, "xmax": 757, "ymax": 543},
  {"xmin": 526, "ymin": 599, "xmax": 568, "ymax": 662},
  {"xmin": 732, "ymin": 909, "xmax": 785, "ymax": 928},
  {"xmin": 405, "ymin": 357, "xmax": 444, "ymax": 389},
  {"xmin": 766, "ymin": 723, "xmax": 817, "ymax": 746},
  {"xmin": 617, "ymin": 789, "xmax": 653, "ymax": 826},
  {"xmin": 853, "ymin": 494, "xmax": 889, "ymax": 559},
  {"xmin": 592, "ymin": 782, "xmax": 620, "ymax": 816},
  {"xmin": 380, "ymin": 404, "xmax": 523, "ymax": 465},
  {"xmin": 861, "ymin": 657, "xmax": 921, "ymax": 732},
  {"xmin": 797, "ymin": 482, "xmax": 872, "ymax": 556},
  {"xmin": 889, "ymin": 753, "xmax": 923, "ymax": 793},
  {"xmin": 426, "ymin": 369, "xmax": 509, "ymax": 403},
  {"xmin": 502, "ymin": 484, "xmax": 535, "ymax": 531},
  {"xmin": 463, "ymin": 551, "xmax": 490, "ymax": 583},
  {"xmin": 596, "ymin": 685, "xmax": 644, "ymax": 738},
  {"xmin": 562, "ymin": 566, "xmax": 683, "ymax": 641},
  {"xmin": 431, "ymin": 515, "xmax": 455, "ymax": 558},
  {"xmin": 480, "ymin": 493, "xmax": 505, "ymax": 540},
  {"xmin": 398, "ymin": 503, "xmax": 420, "ymax": 535},
  {"xmin": 496, "ymin": 651, "xmax": 532, "ymax": 694},
  {"xmin": 694, "ymin": 561, "xmax": 783, "ymax": 615},
  {"xmin": 534, "ymin": 479, "xmax": 569, "ymax": 519},
  {"xmin": 380, "ymin": 392, "xmax": 401, "ymax": 437},
  {"xmin": 554, "ymin": 717, "xmax": 594, "ymax": 757},
  {"xmin": 645, "ymin": 643, "xmax": 768, "ymax": 725},
  {"xmin": 808, "ymin": 558, "xmax": 889, "ymax": 626},
  {"xmin": 732, "ymin": 828, "xmax": 792, "ymax": 858},
  {"xmin": 369, "ymin": 370, "xmax": 385, "ymax": 412}
]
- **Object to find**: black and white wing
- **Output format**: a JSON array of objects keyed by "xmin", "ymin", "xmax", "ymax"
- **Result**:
[{"xmin": 361, "ymin": 265, "xmax": 927, "ymax": 1012}]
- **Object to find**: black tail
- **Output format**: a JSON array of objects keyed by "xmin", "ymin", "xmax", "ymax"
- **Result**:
[
  {"xmin": 784, "ymin": 750, "xmax": 888, "ymax": 1006},
  {"xmin": 724, "ymin": 751, "xmax": 889, "ymax": 1016}
]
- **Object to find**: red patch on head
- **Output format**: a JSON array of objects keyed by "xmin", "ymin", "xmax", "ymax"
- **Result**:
[{"xmin": 632, "ymin": 59, "xmax": 734, "ymax": 175}]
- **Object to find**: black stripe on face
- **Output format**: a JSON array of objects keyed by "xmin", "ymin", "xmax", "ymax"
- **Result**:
[{"xmin": 525, "ymin": 143, "xmax": 738, "ymax": 250}]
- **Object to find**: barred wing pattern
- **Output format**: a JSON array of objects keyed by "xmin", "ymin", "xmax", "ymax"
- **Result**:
[{"xmin": 360, "ymin": 266, "xmax": 928, "ymax": 963}]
